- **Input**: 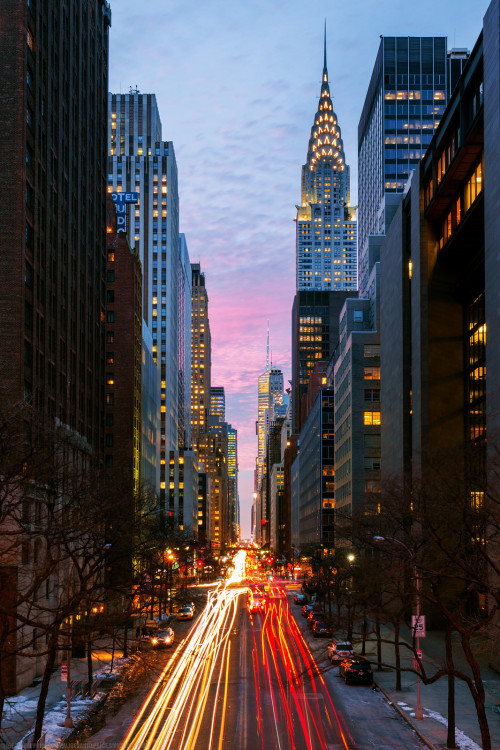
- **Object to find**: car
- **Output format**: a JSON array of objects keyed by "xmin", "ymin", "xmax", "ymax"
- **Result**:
[
  {"xmin": 151, "ymin": 628, "xmax": 175, "ymax": 647},
  {"xmin": 294, "ymin": 593, "xmax": 307, "ymax": 605},
  {"xmin": 182, "ymin": 601, "xmax": 195, "ymax": 612},
  {"xmin": 248, "ymin": 594, "xmax": 265, "ymax": 613},
  {"xmin": 301, "ymin": 603, "xmax": 317, "ymax": 618},
  {"xmin": 176, "ymin": 606, "xmax": 194, "ymax": 621},
  {"xmin": 327, "ymin": 640, "xmax": 355, "ymax": 663},
  {"xmin": 312, "ymin": 620, "xmax": 333, "ymax": 638},
  {"xmin": 307, "ymin": 612, "xmax": 327, "ymax": 629},
  {"xmin": 339, "ymin": 657, "xmax": 373, "ymax": 684}
]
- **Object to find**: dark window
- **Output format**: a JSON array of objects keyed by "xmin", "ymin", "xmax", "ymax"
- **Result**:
[
  {"xmin": 105, "ymin": 434, "xmax": 113, "ymax": 447},
  {"xmin": 106, "ymin": 311, "xmax": 114, "ymax": 323},
  {"xmin": 107, "ymin": 270, "xmax": 115, "ymax": 282},
  {"xmin": 105, "ymin": 455, "xmax": 113, "ymax": 467},
  {"xmin": 106, "ymin": 290, "xmax": 114, "ymax": 303}
]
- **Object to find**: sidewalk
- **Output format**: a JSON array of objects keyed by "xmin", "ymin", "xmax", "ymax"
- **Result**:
[
  {"xmin": 362, "ymin": 624, "xmax": 500, "ymax": 749},
  {"xmin": 2, "ymin": 636, "xmax": 128, "ymax": 749}
]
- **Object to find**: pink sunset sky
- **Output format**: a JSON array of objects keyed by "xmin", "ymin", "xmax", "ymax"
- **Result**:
[{"xmin": 108, "ymin": 0, "xmax": 485, "ymax": 537}]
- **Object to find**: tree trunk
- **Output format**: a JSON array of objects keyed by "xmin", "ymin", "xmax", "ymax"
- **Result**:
[
  {"xmin": 110, "ymin": 629, "xmax": 115, "ymax": 672},
  {"xmin": 0, "ymin": 656, "xmax": 6, "ymax": 737},
  {"xmin": 445, "ymin": 624, "xmax": 456, "ymax": 748},
  {"xmin": 375, "ymin": 616, "xmax": 382, "ymax": 671},
  {"xmin": 461, "ymin": 632, "xmax": 491, "ymax": 750},
  {"xmin": 32, "ymin": 634, "xmax": 58, "ymax": 749},
  {"xmin": 361, "ymin": 616, "xmax": 367, "ymax": 656},
  {"xmin": 87, "ymin": 636, "xmax": 93, "ymax": 695},
  {"xmin": 394, "ymin": 620, "xmax": 402, "ymax": 690}
]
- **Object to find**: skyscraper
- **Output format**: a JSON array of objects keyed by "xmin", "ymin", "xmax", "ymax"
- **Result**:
[
  {"xmin": 333, "ymin": 37, "xmax": 468, "ymax": 538},
  {"xmin": 227, "ymin": 426, "xmax": 238, "ymax": 543},
  {"xmin": 209, "ymin": 387, "xmax": 226, "ymax": 426},
  {"xmin": 191, "ymin": 264, "xmax": 211, "ymax": 447},
  {"xmin": 178, "ymin": 234, "xmax": 192, "ymax": 450},
  {"xmin": 0, "ymin": 0, "xmax": 111, "ymax": 692},
  {"xmin": 108, "ymin": 93, "xmax": 180, "ymax": 507},
  {"xmin": 357, "ymin": 37, "xmax": 468, "ymax": 294},
  {"xmin": 0, "ymin": 0, "xmax": 111, "ymax": 443},
  {"xmin": 191, "ymin": 263, "xmax": 214, "ymax": 544},
  {"xmin": 295, "ymin": 30, "xmax": 357, "ymax": 292},
  {"xmin": 256, "ymin": 366, "xmax": 285, "ymax": 543}
]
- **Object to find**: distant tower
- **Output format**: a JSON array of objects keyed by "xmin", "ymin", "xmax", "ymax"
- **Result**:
[{"xmin": 295, "ymin": 26, "xmax": 357, "ymax": 292}]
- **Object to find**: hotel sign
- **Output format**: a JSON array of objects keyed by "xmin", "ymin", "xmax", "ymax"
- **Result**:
[{"xmin": 111, "ymin": 192, "xmax": 139, "ymax": 233}]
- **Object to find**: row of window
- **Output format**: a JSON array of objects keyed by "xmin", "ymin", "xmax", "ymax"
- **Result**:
[{"xmin": 439, "ymin": 157, "xmax": 483, "ymax": 250}]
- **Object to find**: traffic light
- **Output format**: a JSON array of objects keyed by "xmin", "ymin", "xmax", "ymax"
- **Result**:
[{"xmin": 196, "ymin": 559, "xmax": 204, "ymax": 568}]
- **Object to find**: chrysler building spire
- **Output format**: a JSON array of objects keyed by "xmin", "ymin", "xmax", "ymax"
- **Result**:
[
  {"xmin": 323, "ymin": 20, "xmax": 328, "ymax": 80},
  {"xmin": 294, "ymin": 28, "xmax": 357, "ymax": 292}
]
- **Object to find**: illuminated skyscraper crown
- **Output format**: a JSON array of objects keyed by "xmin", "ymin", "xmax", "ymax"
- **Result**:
[{"xmin": 301, "ymin": 26, "xmax": 349, "ymax": 207}]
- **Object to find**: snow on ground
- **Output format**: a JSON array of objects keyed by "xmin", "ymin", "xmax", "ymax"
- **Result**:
[
  {"xmin": 14, "ymin": 696, "xmax": 98, "ymax": 750},
  {"xmin": 396, "ymin": 701, "xmax": 482, "ymax": 750},
  {"xmin": 10, "ymin": 656, "xmax": 132, "ymax": 750}
]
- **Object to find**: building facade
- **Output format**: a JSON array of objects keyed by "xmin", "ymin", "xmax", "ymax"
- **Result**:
[
  {"xmin": 107, "ymin": 92, "xmax": 180, "ymax": 510},
  {"xmin": 379, "ymin": 0, "xmax": 500, "ymax": 662},
  {"xmin": 0, "ymin": 0, "xmax": 111, "ymax": 692},
  {"xmin": 292, "ymin": 291, "xmax": 351, "ymax": 433},
  {"xmin": 178, "ymin": 234, "xmax": 192, "ymax": 451},
  {"xmin": 358, "ymin": 36, "xmax": 467, "ymax": 295}
]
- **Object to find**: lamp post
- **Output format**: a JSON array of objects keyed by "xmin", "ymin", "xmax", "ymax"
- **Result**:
[{"xmin": 373, "ymin": 536, "xmax": 423, "ymax": 720}]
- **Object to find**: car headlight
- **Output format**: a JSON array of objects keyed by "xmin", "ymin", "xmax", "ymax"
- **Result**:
[{"xmin": 152, "ymin": 638, "xmax": 158, "ymax": 645}]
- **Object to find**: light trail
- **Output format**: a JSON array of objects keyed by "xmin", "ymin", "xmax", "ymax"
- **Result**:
[
  {"xmin": 251, "ymin": 579, "xmax": 354, "ymax": 750},
  {"xmin": 119, "ymin": 562, "xmax": 245, "ymax": 750},
  {"xmin": 120, "ymin": 554, "xmax": 354, "ymax": 750}
]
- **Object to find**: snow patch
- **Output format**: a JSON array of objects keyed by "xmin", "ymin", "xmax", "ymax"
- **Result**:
[
  {"xmin": 423, "ymin": 708, "xmax": 482, "ymax": 750},
  {"xmin": 395, "ymin": 701, "xmax": 481, "ymax": 750},
  {"xmin": 15, "ymin": 696, "xmax": 97, "ymax": 750}
]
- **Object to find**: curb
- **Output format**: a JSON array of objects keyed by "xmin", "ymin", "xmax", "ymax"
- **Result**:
[{"xmin": 374, "ymin": 680, "xmax": 439, "ymax": 750}]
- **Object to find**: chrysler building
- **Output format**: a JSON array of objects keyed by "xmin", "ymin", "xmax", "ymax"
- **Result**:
[{"xmin": 296, "ymin": 30, "xmax": 357, "ymax": 291}]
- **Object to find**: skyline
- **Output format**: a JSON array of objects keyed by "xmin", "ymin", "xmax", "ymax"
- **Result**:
[{"xmin": 108, "ymin": 0, "xmax": 488, "ymax": 536}]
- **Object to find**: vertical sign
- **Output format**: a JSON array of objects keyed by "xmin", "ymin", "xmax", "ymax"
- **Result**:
[{"xmin": 111, "ymin": 192, "xmax": 139, "ymax": 233}]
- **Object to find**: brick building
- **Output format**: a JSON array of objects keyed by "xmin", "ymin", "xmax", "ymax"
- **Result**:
[{"xmin": 0, "ymin": 0, "xmax": 111, "ymax": 691}]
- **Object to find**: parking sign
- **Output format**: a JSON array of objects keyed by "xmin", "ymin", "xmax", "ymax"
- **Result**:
[{"xmin": 412, "ymin": 615, "xmax": 426, "ymax": 638}]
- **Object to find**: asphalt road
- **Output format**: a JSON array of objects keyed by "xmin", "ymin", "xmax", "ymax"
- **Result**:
[{"xmin": 83, "ymin": 581, "xmax": 427, "ymax": 750}]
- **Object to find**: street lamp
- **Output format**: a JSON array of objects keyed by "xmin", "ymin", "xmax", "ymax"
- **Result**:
[{"xmin": 373, "ymin": 535, "xmax": 424, "ymax": 720}]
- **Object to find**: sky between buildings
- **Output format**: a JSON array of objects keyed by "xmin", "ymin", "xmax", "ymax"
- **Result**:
[{"xmin": 108, "ymin": 0, "xmax": 488, "ymax": 538}]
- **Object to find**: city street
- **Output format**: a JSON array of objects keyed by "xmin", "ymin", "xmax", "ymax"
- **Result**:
[{"xmin": 85, "ymin": 574, "xmax": 426, "ymax": 749}]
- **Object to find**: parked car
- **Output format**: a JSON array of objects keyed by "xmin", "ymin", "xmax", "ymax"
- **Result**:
[
  {"xmin": 339, "ymin": 657, "xmax": 373, "ymax": 684},
  {"xmin": 312, "ymin": 620, "xmax": 333, "ymax": 638},
  {"xmin": 294, "ymin": 593, "xmax": 307, "ymax": 605},
  {"xmin": 176, "ymin": 606, "xmax": 194, "ymax": 621},
  {"xmin": 327, "ymin": 640, "xmax": 355, "ymax": 663},
  {"xmin": 151, "ymin": 628, "xmax": 175, "ymax": 648},
  {"xmin": 307, "ymin": 611, "xmax": 327, "ymax": 629},
  {"xmin": 301, "ymin": 604, "xmax": 317, "ymax": 618}
]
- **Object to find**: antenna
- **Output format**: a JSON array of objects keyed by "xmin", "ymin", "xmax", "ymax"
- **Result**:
[{"xmin": 266, "ymin": 321, "xmax": 270, "ymax": 370}]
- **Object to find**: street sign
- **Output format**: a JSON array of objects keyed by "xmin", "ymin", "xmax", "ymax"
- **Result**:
[
  {"xmin": 61, "ymin": 663, "xmax": 68, "ymax": 682},
  {"xmin": 413, "ymin": 649, "xmax": 422, "ymax": 669},
  {"xmin": 412, "ymin": 615, "xmax": 426, "ymax": 638}
]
